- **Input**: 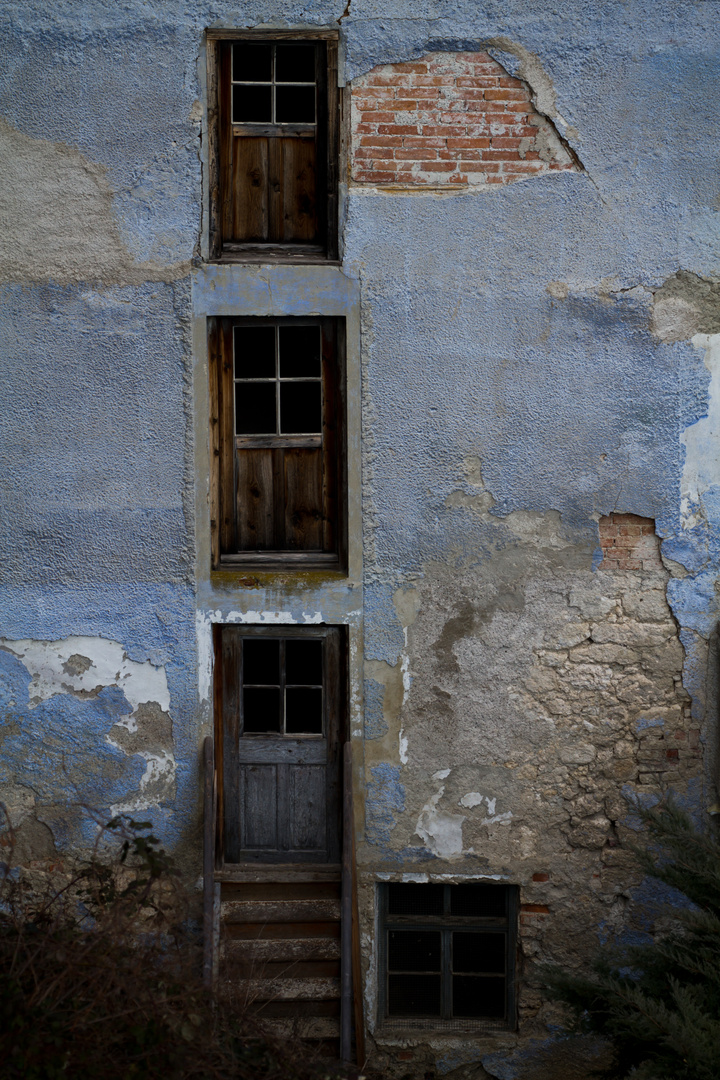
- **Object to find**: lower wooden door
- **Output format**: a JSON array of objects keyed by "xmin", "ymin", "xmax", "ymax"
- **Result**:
[{"xmin": 218, "ymin": 625, "xmax": 342, "ymax": 864}]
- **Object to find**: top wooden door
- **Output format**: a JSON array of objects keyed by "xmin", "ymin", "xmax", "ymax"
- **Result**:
[{"xmin": 218, "ymin": 39, "xmax": 333, "ymax": 255}]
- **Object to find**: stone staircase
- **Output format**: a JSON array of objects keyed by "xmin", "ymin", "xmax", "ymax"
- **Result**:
[{"xmin": 218, "ymin": 872, "xmax": 342, "ymax": 1055}]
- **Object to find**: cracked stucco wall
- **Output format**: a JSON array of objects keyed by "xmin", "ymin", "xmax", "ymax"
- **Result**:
[{"xmin": 1, "ymin": 3, "xmax": 720, "ymax": 1078}]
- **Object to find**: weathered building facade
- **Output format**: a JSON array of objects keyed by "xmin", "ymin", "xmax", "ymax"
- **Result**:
[{"xmin": 1, "ymin": 1, "xmax": 719, "ymax": 1076}]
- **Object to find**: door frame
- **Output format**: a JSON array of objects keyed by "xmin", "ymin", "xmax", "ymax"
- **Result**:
[{"xmin": 213, "ymin": 623, "xmax": 347, "ymax": 867}]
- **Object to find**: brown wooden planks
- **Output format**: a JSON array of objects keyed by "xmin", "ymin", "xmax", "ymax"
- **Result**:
[
  {"xmin": 284, "ymin": 448, "xmax": 323, "ymax": 550},
  {"xmin": 232, "ymin": 137, "xmax": 269, "ymax": 242},
  {"xmin": 218, "ymin": 321, "xmax": 237, "ymax": 555},
  {"xmin": 221, "ymin": 629, "xmax": 242, "ymax": 863},
  {"xmin": 208, "ymin": 319, "xmax": 221, "ymax": 569},
  {"xmin": 282, "ymin": 137, "xmax": 317, "ymax": 242},
  {"xmin": 235, "ymin": 448, "xmax": 274, "ymax": 549}
]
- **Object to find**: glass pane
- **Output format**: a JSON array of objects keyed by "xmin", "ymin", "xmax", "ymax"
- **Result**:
[
  {"xmin": 388, "ymin": 974, "xmax": 441, "ymax": 1017},
  {"xmin": 450, "ymin": 884, "xmax": 507, "ymax": 918},
  {"xmin": 388, "ymin": 930, "xmax": 441, "ymax": 972},
  {"xmin": 233, "ymin": 42, "xmax": 272, "ymax": 82},
  {"xmin": 285, "ymin": 639, "xmax": 322, "ymax": 685},
  {"xmin": 233, "ymin": 84, "xmax": 272, "ymax": 123},
  {"xmin": 236, "ymin": 382, "xmax": 276, "ymax": 434},
  {"xmin": 388, "ymin": 882, "xmax": 444, "ymax": 917},
  {"xmin": 243, "ymin": 639, "xmax": 280, "ymax": 685},
  {"xmin": 275, "ymin": 44, "xmax": 316, "ymax": 82},
  {"xmin": 279, "ymin": 381, "xmax": 321, "ymax": 434},
  {"xmin": 452, "ymin": 975, "xmax": 505, "ymax": 1018},
  {"xmin": 453, "ymin": 932, "xmax": 506, "ymax": 974},
  {"xmin": 235, "ymin": 326, "xmax": 275, "ymax": 379},
  {"xmin": 243, "ymin": 687, "xmax": 281, "ymax": 734},
  {"xmin": 279, "ymin": 326, "xmax": 321, "ymax": 378},
  {"xmin": 285, "ymin": 687, "xmax": 322, "ymax": 734},
  {"xmin": 275, "ymin": 85, "xmax": 315, "ymax": 123}
]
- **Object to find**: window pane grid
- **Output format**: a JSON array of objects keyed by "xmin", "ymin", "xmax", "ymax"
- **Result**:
[
  {"xmin": 234, "ymin": 324, "xmax": 323, "ymax": 437},
  {"xmin": 232, "ymin": 43, "xmax": 317, "ymax": 124},
  {"xmin": 382, "ymin": 885, "xmax": 512, "ymax": 1023},
  {"xmin": 242, "ymin": 637, "xmax": 324, "ymax": 736}
]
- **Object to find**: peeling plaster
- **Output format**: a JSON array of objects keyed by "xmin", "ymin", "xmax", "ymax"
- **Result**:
[
  {"xmin": 0, "ymin": 119, "xmax": 189, "ymax": 285},
  {"xmin": 415, "ymin": 771, "xmax": 467, "ymax": 858},
  {"xmin": 1, "ymin": 636, "xmax": 175, "ymax": 812},
  {"xmin": 681, "ymin": 334, "xmax": 720, "ymax": 527}
]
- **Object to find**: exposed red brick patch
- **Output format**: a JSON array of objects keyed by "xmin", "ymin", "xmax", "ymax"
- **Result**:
[
  {"xmin": 350, "ymin": 51, "xmax": 578, "ymax": 187},
  {"xmin": 521, "ymin": 903, "xmax": 550, "ymax": 914},
  {"xmin": 532, "ymin": 872, "xmax": 550, "ymax": 882},
  {"xmin": 598, "ymin": 513, "xmax": 663, "ymax": 571}
]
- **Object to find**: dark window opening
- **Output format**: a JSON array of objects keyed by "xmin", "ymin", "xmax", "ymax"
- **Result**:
[
  {"xmin": 242, "ymin": 636, "xmax": 323, "ymax": 737},
  {"xmin": 379, "ymin": 883, "xmax": 517, "ymax": 1027}
]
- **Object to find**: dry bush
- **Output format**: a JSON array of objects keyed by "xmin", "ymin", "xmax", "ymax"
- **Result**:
[{"xmin": 0, "ymin": 808, "xmax": 350, "ymax": 1080}]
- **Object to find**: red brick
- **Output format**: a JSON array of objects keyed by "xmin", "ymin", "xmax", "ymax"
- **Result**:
[
  {"xmin": 446, "ymin": 137, "xmax": 491, "ymax": 149},
  {"xmin": 353, "ymin": 172, "xmax": 394, "ymax": 182},
  {"xmin": 359, "ymin": 111, "xmax": 396, "ymax": 124},
  {"xmin": 485, "ymin": 87, "xmax": 528, "ymax": 101},
  {"xmin": 377, "ymin": 124, "xmax": 419, "ymax": 135},
  {"xmin": 521, "ymin": 903, "xmax": 550, "ymax": 914},
  {"xmin": 666, "ymin": 749, "xmax": 679, "ymax": 760},
  {"xmin": 358, "ymin": 135, "xmax": 396, "ymax": 147},
  {"xmin": 502, "ymin": 161, "xmax": 545, "ymax": 171},
  {"xmin": 395, "ymin": 148, "xmax": 437, "ymax": 160},
  {"xmin": 354, "ymin": 146, "xmax": 393, "ymax": 159},
  {"xmin": 532, "ymin": 873, "xmax": 550, "ymax": 882},
  {"xmin": 403, "ymin": 136, "xmax": 446, "ymax": 148},
  {"xmin": 491, "ymin": 137, "xmax": 524, "ymax": 149},
  {"xmin": 421, "ymin": 124, "xmax": 460, "ymax": 136},
  {"xmin": 418, "ymin": 160, "xmax": 458, "ymax": 172}
]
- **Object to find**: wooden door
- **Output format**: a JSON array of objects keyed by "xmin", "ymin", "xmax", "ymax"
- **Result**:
[
  {"xmin": 219, "ymin": 626, "xmax": 343, "ymax": 864},
  {"xmin": 210, "ymin": 317, "xmax": 345, "ymax": 570},
  {"xmin": 219, "ymin": 40, "xmax": 328, "ymax": 251}
]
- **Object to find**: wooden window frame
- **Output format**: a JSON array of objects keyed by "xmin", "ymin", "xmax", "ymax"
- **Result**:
[
  {"xmin": 209, "ymin": 316, "xmax": 347, "ymax": 573},
  {"xmin": 213, "ymin": 624, "xmax": 346, "ymax": 867},
  {"xmin": 377, "ymin": 883, "xmax": 518, "ymax": 1030},
  {"xmin": 206, "ymin": 29, "xmax": 339, "ymax": 263}
]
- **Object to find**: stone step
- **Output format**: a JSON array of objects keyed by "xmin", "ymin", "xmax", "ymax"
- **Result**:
[
  {"xmin": 221, "ymin": 898, "xmax": 341, "ymax": 923},
  {"xmin": 256, "ymin": 1017, "xmax": 340, "ymax": 1040},
  {"xmin": 223, "ymin": 936, "xmax": 341, "ymax": 963},
  {"xmin": 229, "ymin": 975, "xmax": 341, "ymax": 1001}
]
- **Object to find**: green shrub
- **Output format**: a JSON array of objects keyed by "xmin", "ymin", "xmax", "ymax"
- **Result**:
[
  {"xmin": 0, "ymin": 811, "xmax": 348, "ymax": 1080},
  {"xmin": 545, "ymin": 801, "xmax": 720, "ymax": 1080}
]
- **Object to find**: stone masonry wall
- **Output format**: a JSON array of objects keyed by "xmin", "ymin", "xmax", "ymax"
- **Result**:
[{"xmin": 350, "ymin": 51, "xmax": 578, "ymax": 186}]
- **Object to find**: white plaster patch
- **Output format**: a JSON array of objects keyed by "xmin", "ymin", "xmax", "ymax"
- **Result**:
[
  {"xmin": 399, "ymin": 728, "xmax": 409, "ymax": 765},
  {"xmin": 458, "ymin": 791, "xmax": 513, "ymax": 825},
  {"xmin": 196, "ymin": 611, "xmax": 214, "ymax": 704},
  {"xmin": 1, "ymin": 636, "xmax": 170, "ymax": 713},
  {"xmin": 681, "ymin": 333, "xmax": 720, "ymax": 528},
  {"xmin": 415, "ymin": 773, "xmax": 466, "ymax": 858}
]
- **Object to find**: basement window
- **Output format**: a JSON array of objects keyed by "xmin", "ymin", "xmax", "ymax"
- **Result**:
[
  {"xmin": 378, "ymin": 883, "xmax": 518, "ymax": 1031},
  {"xmin": 207, "ymin": 31, "xmax": 339, "ymax": 261}
]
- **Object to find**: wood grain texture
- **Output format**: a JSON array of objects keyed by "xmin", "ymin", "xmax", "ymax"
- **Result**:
[
  {"xmin": 236, "ymin": 448, "xmax": 274, "ymax": 549},
  {"xmin": 208, "ymin": 319, "xmax": 221, "ymax": 569},
  {"xmin": 218, "ymin": 321, "xmax": 237, "ymax": 555},
  {"xmin": 221, "ymin": 630, "xmax": 242, "ymax": 863},
  {"xmin": 284, "ymin": 447, "xmax": 323, "ymax": 550},
  {"xmin": 232, "ymin": 137, "xmax": 269, "ymax": 241}
]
